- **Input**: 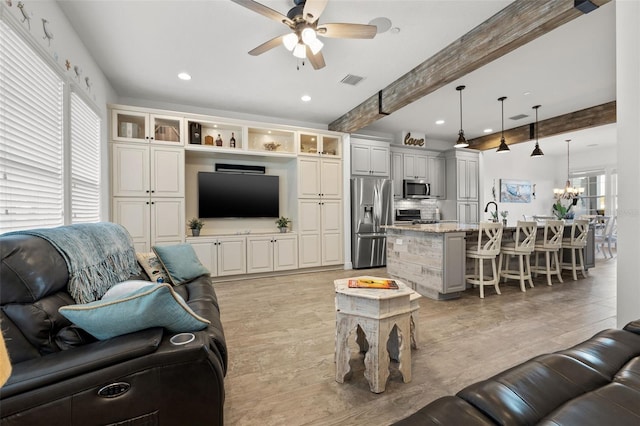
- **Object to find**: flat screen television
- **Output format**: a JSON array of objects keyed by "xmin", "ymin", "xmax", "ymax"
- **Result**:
[{"xmin": 198, "ymin": 172, "xmax": 279, "ymax": 218}]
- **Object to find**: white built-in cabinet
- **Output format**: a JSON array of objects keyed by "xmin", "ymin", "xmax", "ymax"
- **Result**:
[
  {"xmin": 110, "ymin": 110, "xmax": 185, "ymax": 252},
  {"xmin": 112, "ymin": 109, "xmax": 184, "ymax": 145},
  {"xmin": 390, "ymin": 146, "xmax": 446, "ymax": 199},
  {"xmin": 351, "ymin": 140, "xmax": 390, "ymax": 176},
  {"xmin": 443, "ymin": 149, "xmax": 480, "ymax": 222},
  {"xmin": 190, "ymin": 236, "xmax": 247, "ymax": 277},
  {"xmin": 403, "ymin": 153, "xmax": 428, "ymax": 179},
  {"xmin": 297, "ymin": 154, "xmax": 343, "ymax": 267},
  {"xmin": 246, "ymin": 234, "xmax": 298, "ymax": 273},
  {"xmin": 110, "ymin": 104, "xmax": 344, "ymax": 275}
]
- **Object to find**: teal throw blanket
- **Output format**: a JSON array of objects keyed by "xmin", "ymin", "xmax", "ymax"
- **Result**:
[{"xmin": 8, "ymin": 222, "xmax": 140, "ymax": 303}]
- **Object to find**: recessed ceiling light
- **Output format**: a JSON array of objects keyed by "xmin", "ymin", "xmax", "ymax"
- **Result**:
[
  {"xmin": 587, "ymin": 143, "xmax": 598, "ymax": 147},
  {"xmin": 435, "ymin": 120, "xmax": 445, "ymax": 125},
  {"xmin": 301, "ymin": 95, "xmax": 311, "ymax": 102},
  {"xmin": 389, "ymin": 27, "xmax": 401, "ymax": 34},
  {"xmin": 368, "ymin": 17, "xmax": 392, "ymax": 34},
  {"xmin": 523, "ymin": 91, "xmax": 531, "ymax": 96},
  {"xmin": 484, "ymin": 128, "xmax": 493, "ymax": 133},
  {"xmin": 177, "ymin": 72, "xmax": 191, "ymax": 81}
]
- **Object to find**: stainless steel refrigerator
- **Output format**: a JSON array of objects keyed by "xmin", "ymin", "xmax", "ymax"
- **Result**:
[{"xmin": 351, "ymin": 177, "xmax": 393, "ymax": 269}]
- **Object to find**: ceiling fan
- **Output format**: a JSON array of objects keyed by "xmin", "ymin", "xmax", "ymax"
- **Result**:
[{"xmin": 231, "ymin": 0, "xmax": 377, "ymax": 70}]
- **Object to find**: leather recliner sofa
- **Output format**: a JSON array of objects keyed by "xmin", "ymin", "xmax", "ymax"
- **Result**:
[
  {"xmin": 394, "ymin": 320, "xmax": 640, "ymax": 425},
  {"xmin": 0, "ymin": 231, "xmax": 227, "ymax": 425}
]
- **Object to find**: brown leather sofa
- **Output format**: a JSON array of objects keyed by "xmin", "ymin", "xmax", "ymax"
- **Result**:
[
  {"xmin": 394, "ymin": 320, "xmax": 640, "ymax": 425},
  {"xmin": 0, "ymin": 231, "xmax": 227, "ymax": 425}
]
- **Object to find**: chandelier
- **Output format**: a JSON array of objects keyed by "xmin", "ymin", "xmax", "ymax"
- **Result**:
[{"xmin": 553, "ymin": 139, "xmax": 584, "ymax": 202}]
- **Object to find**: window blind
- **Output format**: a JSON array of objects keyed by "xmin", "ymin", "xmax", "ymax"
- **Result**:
[
  {"xmin": 70, "ymin": 92, "xmax": 101, "ymax": 223},
  {"xmin": 0, "ymin": 20, "xmax": 64, "ymax": 233}
]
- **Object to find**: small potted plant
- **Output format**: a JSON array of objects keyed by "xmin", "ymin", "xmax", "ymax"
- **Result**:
[
  {"xmin": 275, "ymin": 216, "xmax": 291, "ymax": 233},
  {"xmin": 188, "ymin": 217, "xmax": 204, "ymax": 237},
  {"xmin": 500, "ymin": 210, "xmax": 509, "ymax": 226}
]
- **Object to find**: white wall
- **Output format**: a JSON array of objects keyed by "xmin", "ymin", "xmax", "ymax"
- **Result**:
[
  {"xmin": 616, "ymin": 0, "xmax": 640, "ymax": 327},
  {"xmin": 481, "ymin": 142, "xmax": 565, "ymax": 222},
  {"xmin": 1, "ymin": 1, "xmax": 117, "ymax": 220}
]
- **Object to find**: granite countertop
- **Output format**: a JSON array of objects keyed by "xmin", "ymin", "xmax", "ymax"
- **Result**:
[{"xmin": 384, "ymin": 222, "xmax": 480, "ymax": 233}]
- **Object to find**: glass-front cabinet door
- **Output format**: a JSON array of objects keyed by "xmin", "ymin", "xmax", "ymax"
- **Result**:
[
  {"xmin": 299, "ymin": 133, "xmax": 341, "ymax": 157},
  {"xmin": 151, "ymin": 114, "xmax": 183, "ymax": 145},
  {"xmin": 112, "ymin": 109, "xmax": 147, "ymax": 143}
]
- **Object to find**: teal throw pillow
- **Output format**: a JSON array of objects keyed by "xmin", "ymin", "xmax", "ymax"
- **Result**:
[
  {"xmin": 152, "ymin": 244, "xmax": 210, "ymax": 285},
  {"xmin": 59, "ymin": 282, "xmax": 210, "ymax": 340}
]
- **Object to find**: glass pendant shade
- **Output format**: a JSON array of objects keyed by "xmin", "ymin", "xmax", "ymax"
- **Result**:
[
  {"xmin": 496, "ymin": 96, "xmax": 510, "ymax": 153},
  {"xmin": 454, "ymin": 85, "xmax": 469, "ymax": 148},
  {"xmin": 283, "ymin": 33, "xmax": 298, "ymax": 51},
  {"xmin": 293, "ymin": 43, "xmax": 307, "ymax": 59},
  {"xmin": 308, "ymin": 37, "xmax": 323, "ymax": 55}
]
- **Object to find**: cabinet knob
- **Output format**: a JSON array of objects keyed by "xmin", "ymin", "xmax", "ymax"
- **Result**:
[
  {"xmin": 151, "ymin": 202, "xmax": 155, "ymax": 205},
  {"xmin": 151, "ymin": 190, "xmax": 155, "ymax": 193},
  {"xmin": 146, "ymin": 201, "xmax": 149, "ymax": 205},
  {"xmin": 146, "ymin": 190, "xmax": 150, "ymax": 193}
]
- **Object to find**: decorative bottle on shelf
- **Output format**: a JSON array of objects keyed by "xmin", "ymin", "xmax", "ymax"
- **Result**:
[
  {"xmin": 215, "ymin": 134, "xmax": 223, "ymax": 147},
  {"xmin": 230, "ymin": 132, "xmax": 236, "ymax": 148}
]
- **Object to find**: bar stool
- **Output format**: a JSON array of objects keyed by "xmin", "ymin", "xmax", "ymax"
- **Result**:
[
  {"xmin": 531, "ymin": 220, "xmax": 564, "ymax": 286},
  {"xmin": 466, "ymin": 222, "xmax": 503, "ymax": 298},
  {"xmin": 561, "ymin": 219, "xmax": 590, "ymax": 280},
  {"xmin": 498, "ymin": 221, "xmax": 537, "ymax": 292}
]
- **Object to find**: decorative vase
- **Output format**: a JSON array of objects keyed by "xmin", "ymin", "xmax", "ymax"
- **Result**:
[
  {"xmin": 502, "ymin": 219, "xmax": 507, "ymax": 226},
  {"xmin": 279, "ymin": 227, "xmax": 287, "ymax": 233},
  {"xmin": 191, "ymin": 228, "xmax": 200, "ymax": 237}
]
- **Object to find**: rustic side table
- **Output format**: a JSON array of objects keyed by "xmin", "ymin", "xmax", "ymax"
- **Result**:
[{"xmin": 334, "ymin": 277, "xmax": 416, "ymax": 393}]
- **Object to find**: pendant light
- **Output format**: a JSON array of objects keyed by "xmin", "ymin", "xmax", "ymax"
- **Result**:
[
  {"xmin": 496, "ymin": 96, "xmax": 510, "ymax": 153},
  {"xmin": 530, "ymin": 105, "xmax": 544, "ymax": 157},
  {"xmin": 553, "ymin": 139, "xmax": 585, "ymax": 201},
  {"xmin": 454, "ymin": 85, "xmax": 469, "ymax": 148}
]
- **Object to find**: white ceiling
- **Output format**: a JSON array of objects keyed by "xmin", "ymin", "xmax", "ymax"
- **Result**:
[{"xmin": 57, "ymin": 0, "xmax": 616, "ymax": 156}]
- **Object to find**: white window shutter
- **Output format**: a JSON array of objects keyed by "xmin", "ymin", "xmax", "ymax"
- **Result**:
[
  {"xmin": 70, "ymin": 92, "xmax": 101, "ymax": 223},
  {"xmin": 0, "ymin": 20, "xmax": 64, "ymax": 233}
]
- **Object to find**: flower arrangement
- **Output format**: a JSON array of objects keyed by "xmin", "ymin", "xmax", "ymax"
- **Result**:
[
  {"xmin": 552, "ymin": 200, "xmax": 575, "ymax": 219},
  {"xmin": 500, "ymin": 211, "xmax": 508, "ymax": 219}
]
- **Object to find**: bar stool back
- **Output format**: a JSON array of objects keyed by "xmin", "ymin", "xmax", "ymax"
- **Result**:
[
  {"xmin": 562, "ymin": 219, "xmax": 590, "ymax": 280},
  {"xmin": 466, "ymin": 222, "xmax": 503, "ymax": 298},
  {"xmin": 531, "ymin": 220, "xmax": 564, "ymax": 286},
  {"xmin": 498, "ymin": 221, "xmax": 537, "ymax": 292}
]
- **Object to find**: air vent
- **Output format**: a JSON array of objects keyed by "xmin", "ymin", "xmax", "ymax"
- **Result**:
[
  {"xmin": 509, "ymin": 114, "xmax": 529, "ymax": 121},
  {"xmin": 340, "ymin": 74, "xmax": 365, "ymax": 86}
]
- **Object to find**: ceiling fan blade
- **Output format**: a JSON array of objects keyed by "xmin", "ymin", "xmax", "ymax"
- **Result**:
[
  {"xmin": 231, "ymin": 0, "xmax": 293, "ymax": 26},
  {"xmin": 306, "ymin": 46, "xmax": 326, "ymax": 70},
  {"xmin": 317, "ymin": 23, "xmax": 377, "ymax": 39},
  {"xmin": 302, "ymin": 0, "xmax": 328, "ymax": 24},
  {"xmin": 249, "ymin": 35, "xmax": 285, "ymax": 56}
]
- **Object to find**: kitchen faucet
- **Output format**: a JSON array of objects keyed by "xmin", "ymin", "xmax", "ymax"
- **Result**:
[{"xmin": 484, "ymin": 201, "xmax": 498, "ymax": 222}]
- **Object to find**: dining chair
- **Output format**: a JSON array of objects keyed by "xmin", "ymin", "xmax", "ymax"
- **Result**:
[
  {"xmin": 531, "ymin": 220, "xmax": 564, "ymax": 286},
  {"xmin": 466, "ymin": 222, "xmax": 503, "ymax": 298},
  {"xmin": 561, "ymin": 219, "xmax": 590, "ymax": 280},
  {"xmin": 594, "ymin": 216, "xmax": 612, "ymax": 258},
  {"xmin": 600, "ymin": 215, "xmax": 617, "ymax": 258},
  {"xmin": 498, "ymin": 221, "xmax": 537, "ymax": 292}
]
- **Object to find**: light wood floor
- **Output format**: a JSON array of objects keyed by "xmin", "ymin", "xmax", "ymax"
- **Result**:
[{"xmin": 215, "ymin": 254, "xmax": 617, "ymax": 426}]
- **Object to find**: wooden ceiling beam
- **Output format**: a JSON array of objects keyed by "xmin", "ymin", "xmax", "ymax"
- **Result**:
[
  {"xmin": 467, "ymin": 101, "xmax": 616, "ymax": 151},
  {"xmin": 328, "ymin": 0, "xmax": 612, "ymax": 134}
]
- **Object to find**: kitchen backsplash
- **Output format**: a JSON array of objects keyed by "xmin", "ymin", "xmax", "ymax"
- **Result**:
[{"xmin": 394, "ymin": 199, "xmax": 439, "ymax": 220}]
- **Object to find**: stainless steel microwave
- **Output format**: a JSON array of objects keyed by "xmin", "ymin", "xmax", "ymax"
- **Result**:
[{"xmin": 403, "ymin": 179, "xmax": 430, "ymax": 199}]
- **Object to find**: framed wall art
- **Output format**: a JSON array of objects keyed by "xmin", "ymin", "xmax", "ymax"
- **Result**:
[{"xmin": 500, "ymin": 179, "xmax": 532, "ymax": 203}]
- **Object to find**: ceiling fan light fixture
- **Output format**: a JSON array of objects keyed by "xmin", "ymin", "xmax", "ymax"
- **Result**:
[
  {"xmin": 308, "ymin": 37, "xmax": 324, "ymax": 55},
  {"xmin": 301, "ymin": 27, "xmax": 317, "ymax": 44},
  {"xmin": 283, "ymin": 33, "xmax": 298, "ymax": 51},
  {"xmin": 293, "ymin": 43, "xmax": 307, "ymax": 59}
]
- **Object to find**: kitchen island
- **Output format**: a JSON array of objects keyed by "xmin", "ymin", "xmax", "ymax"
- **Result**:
[{"xmin": 384, "ymin": 222, "xmax": 595, "ymax": 300}]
